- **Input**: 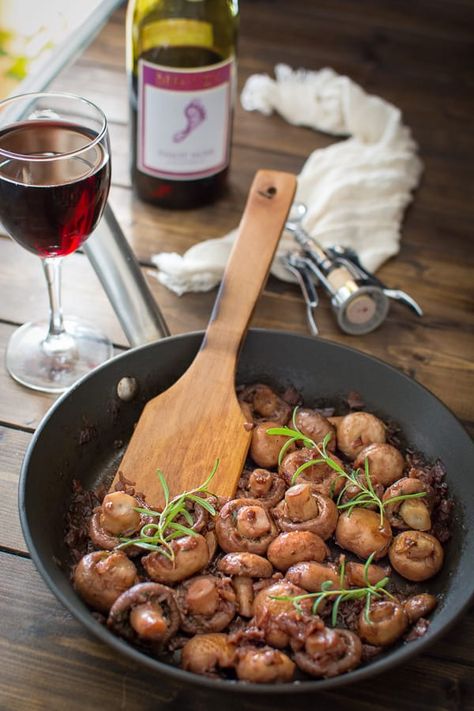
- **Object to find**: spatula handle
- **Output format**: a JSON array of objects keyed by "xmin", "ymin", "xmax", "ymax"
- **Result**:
[{"xmin": 198, "ymin": 170, "xmax": 297, "ymax": 368}]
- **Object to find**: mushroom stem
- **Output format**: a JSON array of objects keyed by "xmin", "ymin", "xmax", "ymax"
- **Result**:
[
  {"xmin": 129, "ymin": 602, "xmax": 167, "ymax": 641},
  {"xmin": 285, "ymin": 484, "xmax": 319, "ymax": 521},
  {"xmin": 233, "ymin": 576, "xmax": 254, "ymax": 617},
  {"xmin": 248, "ymin": 469, "xmax": 273, "ymax": 497},
  {"xmin": 236, "ymin": 505, "xmax": 272, "ymax": 538}
]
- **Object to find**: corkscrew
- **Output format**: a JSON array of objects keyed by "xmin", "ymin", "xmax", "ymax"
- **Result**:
[{"xmin": 282, "ymin": 203, "xmax": 423, "ymax": 336}]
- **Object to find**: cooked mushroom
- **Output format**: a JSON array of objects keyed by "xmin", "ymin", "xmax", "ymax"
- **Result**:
[
  {"xmin": 293, "ymin": 627, "xmax": 362, "ymax": 678},
  {"xmin": 267, "ymin": 530, "xmax": 328, "ymax": 572},
  {"xmin": 238, "ymin": 383, "xmax": 291, "ymax": 424},
  {"xmin": 383, "ymin": 477, "xmax": 432, "ymax": 530},
  {"xmin": 176, "ymin": 575, "xmax": 236, "ymax": 633},
  {"xmin": 345, "ymin": 561, "xmax": 391, "ymax": 587},
  {"xmin": 353, "ymin": 443, "xmax": 405, "ymax": 487},
  {"xmin": 107, "ymin": 582, "xmax": 180, "ymax": 645},
  {"xmin": 236, "ymin": 468, "xmax": 286, "ymax": 508},
  {"xmin": 73, "ymin": 550, "xmax": 138, "ymax": 613},
  {"xmin": 404, "ymin": 593, "xmax": 437, "ymax": 623},
  {"xmin": 250, "ymin": 421, "xmax": 293, "ymax": 469},
  {"xmin": 99, "ymin": 491, "xmax": 141, "ymax": 534},
  {"xmin": 336, "ymin": 508, "xmax": 392, "ymax": 560},
  {"xmin": 358, "ymin": 600, "xmax": 408, "ymax": 646},
  {"xmin": 294, "ymin": 408, "xmax": 336, "ymax": 451},
  {"xmin": 235, "ymin": 646, "xmax": 295, "ymax": 683},
  {"xmin": 337, "ymin": 470, "xmax": 384, "ymax": 511},
  {"xmin": 176, "ymin": 493, "xmax": 217, "ymax": 534},
  {"xmin": 181, "ymin": 633, "xmax": 236, "ymax": 676},
  {"xmin": 389, "ymin": 531, "xmax": 444, "ymax": 581},
  {"xmin": 205, "ymin": 530, "xmax": 218, "ymax": 560},
  {"xmin": 336, "ymin": 412, "xmax": 386, "ymax": 460},
  {"xmin": 218, "ymin": 552, "xmax": 273, "ymax": 617},
  {"xmin": 279, "ymin": 447, "xmax": 345, "ymax": 497},
  {"xmin": 89, "ymin": 491, "xmax": 142, "ymax": 550},
  {"xmin": 253, "ymin": 581, "xmax": 311, "ymax": 648},
  {"xmin": 215, "ymin": 498, "xmax": 278, "ymax": 554},
  {"xmin": 286, "ymin": 561, "xmax": 340, "ymax": 592},
  {"xmin": 272, "ymin": 483, "xmax": 338, "ymax": 539},
  {"xmin": 142, "ymin": 534, "xmax": 210, "ymax": 584}
]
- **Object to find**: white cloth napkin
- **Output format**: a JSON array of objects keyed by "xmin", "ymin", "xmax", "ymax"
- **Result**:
[{"xmin": 151, "ymin": 64, "xmax": 423, "ymax": 295}]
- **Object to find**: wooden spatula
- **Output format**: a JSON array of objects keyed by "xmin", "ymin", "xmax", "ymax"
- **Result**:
[{"xmin": 111, "ymin": 170, "xmax": 296, "ymax": 507}]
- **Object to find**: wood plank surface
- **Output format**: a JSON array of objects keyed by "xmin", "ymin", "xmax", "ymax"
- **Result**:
[{"xmin": 0, "ymin": 0, "xmax": 473, "ymax": 708}]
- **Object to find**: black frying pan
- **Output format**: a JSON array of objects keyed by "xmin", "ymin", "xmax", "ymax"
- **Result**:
[{"xmin": 19, "ymin": 329, "xmax": 474, "ymax": 695}]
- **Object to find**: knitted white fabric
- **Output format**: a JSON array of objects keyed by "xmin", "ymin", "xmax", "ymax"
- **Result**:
[{"xmin": 151, "ymin": 64, "xmax": 422, "ymax": 295}]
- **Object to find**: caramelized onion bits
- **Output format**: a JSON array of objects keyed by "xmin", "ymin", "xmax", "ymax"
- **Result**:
[
  {"xmin": 73, "ymin": 550, "xmax": 138, "ymax": 613},
  {"xmin": 235, "ymin": 646, "xmax": 296, "ymax": 683},
  {"xmin": 176, "ymin": 575, "xmax": 236, "ymax": 634},
  {"xmin": 142, "ymin": 534, "xmax": 209, "ymax": 584},
  {"xmin": 253, "ymin": 581, "xmax": 311, "ymax": 648},
  {"xmin": 383, "ymin": 478, "xmax": 432, "ymax": 531},
  {"xmin": 335, "ymin": 509, "xmax": 392, "ymax": 560},
  {"xmin": 358, "ymin": 600, "xmax": 408, "ymax": 646},
  {"xmin": 267, "ymin": 531, "xmax": 328, "ymax": 572},
  {"xmin": 345, "ymin": 561, "xmax": 391, "ymax": 588},
  {"xmin": 181, "ymin": 633, "xmax": 236, "ymax": 676},
  {"xmin": 272, "ymin": 484, "xmax": 338, "ymax": 540},
  {"xmin": 250, "ymin": 421, "xmax": 293, "ymax": 469},
  {"xmin": 336, "ymin": 412, "xmax": 386, "ymax": 460},
  {"xmin": 286, "ymin": 561, "xmax": 340, "ymax": 593},
  {"xmin": 107, "ymin": 582, "xmax": 179, "ymax": 646},
  {"xmin": 238, "ymin": 383, "xmax": 291, "ymax": 425},
  {"xmin": 294, "ymin": 408, "xmax": 336, "ymax": 451},
  {"xmin": 389, "ymin": 531, "xmax": 444, "ymax": 581},
  {"xmin": 279, "ymin": 448, "xmax": 345, "ymax": 497},
  {"xmin": 215, "ymin": 499, "xmax": 278, "ymax": 554},
  {"xmin": 236, "ymin": 468, "xmax": 286, "ymax": 508},
  {"xmin": 353, "ymin": 443, "xmax": 405, "ymax": 487},
  {"xmin": 294, "ymin": 627, "xmax": 362, "ymax": 678},
  {"xmin": 404, "ymin": 593, "xmax": 437, "ymax": 624},
  {"xmin": 218, "ymin": 553, "xmax": 273, "ymax": 618}
]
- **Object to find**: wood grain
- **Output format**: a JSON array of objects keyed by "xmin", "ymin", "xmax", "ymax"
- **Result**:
[
  {"xmin": 1, "ymin": 0, "xmax": 473, "ymax": 707},
  {"xmin": 114, "ymin": 171, "xmax": 296, "ymax": 504}
]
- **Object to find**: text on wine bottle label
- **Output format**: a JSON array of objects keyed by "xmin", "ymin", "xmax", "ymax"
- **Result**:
[{"xmin": 137, "ymin": 57, "xmax": 233, "ymax": 180}]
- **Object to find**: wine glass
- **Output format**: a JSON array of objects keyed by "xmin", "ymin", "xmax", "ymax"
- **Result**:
[{"xmin": 0, "ymin": 92, "xmax": 113, "ymax": 393}]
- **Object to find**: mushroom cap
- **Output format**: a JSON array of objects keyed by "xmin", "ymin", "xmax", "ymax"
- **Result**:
[{"xmin": 217, "ymin": 552, "xmax": 273, "ymax": 578}]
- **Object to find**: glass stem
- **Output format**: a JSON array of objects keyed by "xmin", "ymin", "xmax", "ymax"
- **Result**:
[
  {"xmin": 41, "ymin": 257, "xmax": 74, "ymax": 356},
  {"xmin": 42, "ymin": 257, "xmax": 66, "ymax": 340}
]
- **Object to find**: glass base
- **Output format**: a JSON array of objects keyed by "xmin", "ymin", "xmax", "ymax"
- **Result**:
[{"xmin": 5, "ymin": 318, "xmax": 113, "ymax": 394}]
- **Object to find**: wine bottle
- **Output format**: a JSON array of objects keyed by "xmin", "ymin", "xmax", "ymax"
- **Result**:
[{"xmin": 126, "ymin": 0, "xmax": 239, "ymax": 209}]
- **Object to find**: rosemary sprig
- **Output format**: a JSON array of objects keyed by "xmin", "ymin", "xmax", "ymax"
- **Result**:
[
  {"xmin": 271, "ymin": 553, "xmax": 394, "ymax": 626},
  {"xmin": 267, "ymin": 410, "xmax": 426, "ymax": 524},
  {"xmin": 116, "ymin": 459, "xmax": 219, "ymax": 560}
]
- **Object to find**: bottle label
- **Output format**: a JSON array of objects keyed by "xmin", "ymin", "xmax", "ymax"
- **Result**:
[{"xmin": 137, "ymin": 57, "xmax": 233, "ymax": 180}]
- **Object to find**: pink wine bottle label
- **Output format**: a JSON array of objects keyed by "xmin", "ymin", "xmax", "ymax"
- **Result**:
[{"xmin": 137, "ymin": 57, "xmax": 233, "ymax": 180}]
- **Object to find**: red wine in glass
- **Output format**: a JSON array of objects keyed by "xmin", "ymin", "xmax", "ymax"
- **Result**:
[
  {"xmin": 0, "ymin": 92, "xmax": 112, "ymax": 394},
  {"xmin": 0, "ymin": 120, "xmax": 110, "ymax": 257}
]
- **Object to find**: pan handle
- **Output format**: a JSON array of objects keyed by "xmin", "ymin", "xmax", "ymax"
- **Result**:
[{"xmin": 197, "ymin": 170, "xmax": 297, "ymax": 370}]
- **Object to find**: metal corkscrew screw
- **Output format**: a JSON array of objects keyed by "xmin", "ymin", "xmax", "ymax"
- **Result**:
[{"xmin": 283, "ymin": 203, "xmax": 423, "ymax": 336}]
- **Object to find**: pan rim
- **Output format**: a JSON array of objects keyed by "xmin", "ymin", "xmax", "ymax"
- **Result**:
[{"xmin": 18, "ymin": 328, "xmax": 474, "ymax": 694}]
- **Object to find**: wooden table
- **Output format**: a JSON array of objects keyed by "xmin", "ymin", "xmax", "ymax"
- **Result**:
[{"xmin": 1, "ymin": 2, "xmax": 473, "ymax": 709}]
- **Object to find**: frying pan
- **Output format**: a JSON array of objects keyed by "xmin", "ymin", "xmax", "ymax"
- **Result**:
[{"xmin": 19, "ymin": 329, "xmax": 474, "ymax": 695}]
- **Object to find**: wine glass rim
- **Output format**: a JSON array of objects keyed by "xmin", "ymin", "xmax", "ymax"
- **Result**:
[{"xmin": 0, "ymin": 91, "xmax": 108, "ymax": 162}]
